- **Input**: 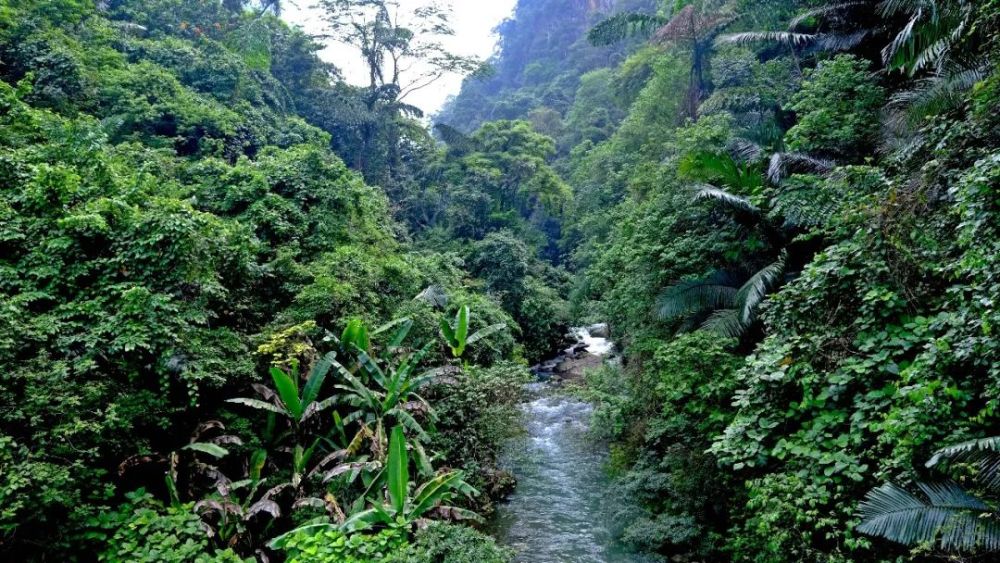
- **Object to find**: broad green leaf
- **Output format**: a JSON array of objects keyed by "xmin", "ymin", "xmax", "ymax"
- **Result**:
[
  {"xmin": 183, "ymin": 442, "xmax": 229, "ymax": 458},
  {"xmin": 386, "ymin": 318, "xmax": 413, "ymax": 349},
  {"xmin": 270, "ymin": 367, "xmax": 303, "ymax": 420},
  {"xmin": 387, "ymin": 425, "xmax": 409, "ymax": 515},
  {"xmin": 227, "ymin": 397, "xmax": 288, "ymax": 417},
  {"xmin": 342, "ymin": 319, "xmax": 370, "ymax": 354},
  {"xmin": 302, "ymin": 352, "xmax": 335, "ymax": 409},
  {"xmin": 410, "ymin": 471, "xmax": 462, "ymax": 518},
  {"xmin": 356, "ymin": 349, "xmax": 387, "ymax": 388},
  {"xmin": 250, "ymin": 449, "xmax": 267, "ymax": 482},
  {"xmin": 439, "ymin": 316, "xmax": 456, "ymax": 347},
  {"xmin": 165, "ymin": 474, "xmax": 180, "ymax": 509},
  {"xmin": 466, "ymin": 322, "xmax": 508, "ymax": 346},
  {"xmin": 454, "ymin": 305, "xmax": 470, "ymax": 355}
]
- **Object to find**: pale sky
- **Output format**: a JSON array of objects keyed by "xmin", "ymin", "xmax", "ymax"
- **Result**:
[{"xmin": 282, "ymin": 0, "xmax": 517, "ymax": 115}]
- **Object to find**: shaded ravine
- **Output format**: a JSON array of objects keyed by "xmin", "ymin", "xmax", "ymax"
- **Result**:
[{"xmin": 488, "ymin": 326, "xmax": 638, "ymax": 562}]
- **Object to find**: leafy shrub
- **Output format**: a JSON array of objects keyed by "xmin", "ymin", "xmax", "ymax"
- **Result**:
[
  {"xmin": 403, "ymin": 522, "xmax": 514, "ymax": 563},
  {"xmin": 280, "ymin": 527, "xmax": 409, "ymax": 563},
  {"xmin": 784, "ymin": 55, "xmax": 885, "ymax": 161},
  {"xmin": 89, "ymin": 490, "xmax": 244, "ymax": 563},
  {"xmin": 427, "ymin": 362, "xmax": 530, "ymax": 501}
]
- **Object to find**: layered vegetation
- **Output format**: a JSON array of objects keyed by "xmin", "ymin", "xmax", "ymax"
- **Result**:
[
  {"xmin": 443, "ymin": 0, "xmax": 1000, "ymax": 560},
  {"xmin": 3, "ymin": 0, "xmax": 1000, "ymax": 561},
  {"xmin": 0, "ymin": 0, "xmax": 557, "ymax": 560}
]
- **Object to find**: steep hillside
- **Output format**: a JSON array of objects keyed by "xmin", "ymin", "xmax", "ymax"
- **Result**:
[{"xmin": 437, "ymin": 0, "xmax": 656, "ymax": 135}]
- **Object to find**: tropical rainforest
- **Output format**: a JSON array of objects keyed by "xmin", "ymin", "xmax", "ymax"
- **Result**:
[{"xmin": 1, "ymin": 0, "xmax": 999, "ymax": 561}]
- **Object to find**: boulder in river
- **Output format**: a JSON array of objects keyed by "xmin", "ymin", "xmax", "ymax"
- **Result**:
[{"xmin": 587, "ymin": 323, "xmax": 610, "ymax": 338}]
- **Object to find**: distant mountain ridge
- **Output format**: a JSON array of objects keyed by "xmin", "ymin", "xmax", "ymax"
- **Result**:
[{"xmin": 435, "ymin": 0, "xmax": 656, "ymax": 132}]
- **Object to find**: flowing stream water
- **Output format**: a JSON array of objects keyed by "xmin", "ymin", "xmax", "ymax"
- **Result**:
[{"xmin": 488, "ymin": 326, "xmax": 640, "ymax": 562}]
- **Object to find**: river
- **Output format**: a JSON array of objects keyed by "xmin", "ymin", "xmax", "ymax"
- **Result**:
[{"xmin": 488, "ymin": 326, "xmax": 644, "ymax": 562}]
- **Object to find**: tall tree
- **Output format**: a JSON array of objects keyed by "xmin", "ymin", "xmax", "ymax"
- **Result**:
[{"xmin": 314, "ymin": 0, "xmax": 480, "ymax": 182}]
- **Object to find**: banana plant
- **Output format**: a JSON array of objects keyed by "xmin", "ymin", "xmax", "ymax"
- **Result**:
[
  {"xmin": 270, "ymin": 426, "xmax": 480, "ymax": 548},
  {"xmin": 329, "ymin": 342, "xmax": 440, "ymax": 446},
  {"xmin": 341, "ymin": 425, "xmax": 480, "ymax": 531},
  {"xmin": 327, "ymin": 318, "xmax": 415, "ymax": 359},
  {"xmin": 439, "ymin": 305, "xmax": 507, "ymax": 358},
  {"xmin": 227, "ymin": 352, "xmax": 338, "ymax": 429},
  {"xmin": 194, "ymin": 450, "xmax": 290, "ymax": 549}
]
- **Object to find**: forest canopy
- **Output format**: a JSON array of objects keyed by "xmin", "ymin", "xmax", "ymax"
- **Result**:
[{"xmin": 2, "ymin": 0, "xmax": 1000, "ymax": 561}]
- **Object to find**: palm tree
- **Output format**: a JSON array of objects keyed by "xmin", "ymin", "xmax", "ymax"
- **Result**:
[
  {"xmin": 589, "ymin": 2, "xmax": 734, "ymax": 117},
  {"xmin": 858, "ymin": 436, "xmax": 1000, "ymax": 552},
  {"xmin": 717, "ymin": 0, "xmax": 989, "ymax": 125},
  {"xmin": 656, "ymin": 252, "xmax": 788, "ymax": 338}
]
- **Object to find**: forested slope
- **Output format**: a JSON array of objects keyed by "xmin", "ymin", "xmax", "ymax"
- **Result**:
[
  {"xmin": 443, "ymin": 0, "xmax": 1000, "ymax": 561},
  {"xmin": 0, "ymin": 1, "xmax": 555, "ymax": 560},
  {"xmin": 4, "ymin": 0, "xmax": 1000, "ymax": 561}
]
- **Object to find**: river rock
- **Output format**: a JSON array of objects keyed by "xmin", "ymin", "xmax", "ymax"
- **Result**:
[
  {"xmin": 555, "ymin": 353, "xmax": 602, "ymax": 379},
  {"xmin": 587, "ymin": 323, "xmax": 610, "ymax": 338}
]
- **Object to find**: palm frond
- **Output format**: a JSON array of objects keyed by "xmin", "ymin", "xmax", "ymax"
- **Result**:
[
  {"xmin": 889, "ymin": 62, "xmax": 988, "ymax": 123},
  {"xmin": 815, "ymin": 30, "xmax": 871, "ymax": 51},
  {"xmin": 882, "ymin": 13, "xmax": 921, "ymax": 66},
  {"xmin": 878, "ymin": 0, "xmax": 935, "ymax": 18},
  {"xmin": 727, "ymin": 138, "xmax": 764, "ymax": 163},
  {"xmin": 656, "ymin": 275, "xmax": 739, "ymax": 320},
  {"xmin": 735, "ymin": 253, "xmax": 788, "ymax": 323},
  {"xmin": 767, "ymin": 152, "xmax": 835, "ymax": 184},
  {"xmin": 928, "ymin": 436, "xmax": 1000, "ymax": 490},
  {"xmin": 700, "ymin": 308, "xmax": 747, "ymax": 338},
  {"xmin": 789, "ymin": 2, "xmax": 870, "ymax": 30},
  {"xmin": 695, "ymin": 185, "xmax": 762, "ymax": 217},
  {"xmin": 928, "ymin": 437, "xmax": 1000, "ymax": 467},
  {"xmin": 716, "ymin": 31, "xmax": 816, "ymax": 48},
  {"xmin": 909, "ymin": 35, "xmax": 952, "ymax": 74},
  {"xmin": 858, "ymin": 481, "xmax": 1000, "ymax": 552}
]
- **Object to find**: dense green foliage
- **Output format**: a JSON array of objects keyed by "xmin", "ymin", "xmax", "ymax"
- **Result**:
[
  {"xmin": 5, "ymin": 0, "xmax": 1000, "ymax": 560},
  {"xmin": 441, "ymin": 0, "xmax": 1000, "ymax": 560},
  {"xmin": 0, "ymin": 0, "xmax": 539, "ymax": 559}
]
